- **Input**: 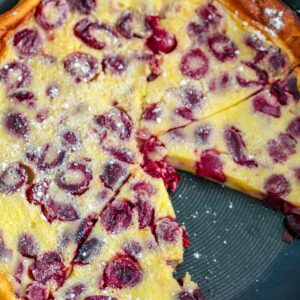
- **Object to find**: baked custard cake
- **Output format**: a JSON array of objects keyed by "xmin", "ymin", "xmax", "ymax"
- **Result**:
[
  {"xmin": 0, "ymin": 0, "xmax": 299, "ymax": 299},
  {"xmin": 0, "ymin": 0, "xmax": 198, "ymax": 299}
]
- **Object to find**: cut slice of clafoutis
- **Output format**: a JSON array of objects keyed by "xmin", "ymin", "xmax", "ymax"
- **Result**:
[
  {"xmin": 53, "ymin": 167, "xmax": 201, "ymax": 300},
  {"xmin": 159, "ymin": 70, "xmax": 300, "ymax": 207}
]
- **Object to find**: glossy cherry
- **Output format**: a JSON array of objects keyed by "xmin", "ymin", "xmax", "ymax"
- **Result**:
[
  {"xmin": 101, "ymin": 200, "xmax": 133, "ymax": 234},
  {"xmin": 180, "ymin": 49, "xmax": 209, "ymax": 79},
  {"xmin": 0, "ymin": 163, "xmax": 28, "ymax": 194},
  {"xmin": 13, "ymin": 29, "xmax": 42, "ymax": 57},
  {"xmin": 101, "ymin": 254, "xmax": 142, "ymax": 289},
  {"xmin": 55, "ymin": 161, "xmax": 92, "ymax": 196},
  {"xmin": 64, "ymin": 52, "xmax": 99, "ymax": 83},
  {"xmin": 196, "ymin": 149, "xmax": 226, "ymax": 183}
]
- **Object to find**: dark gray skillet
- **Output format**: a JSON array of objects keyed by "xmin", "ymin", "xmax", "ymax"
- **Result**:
[{"xmin": 0, "ymin": 1, "xmax": 299, "ymax": 299}]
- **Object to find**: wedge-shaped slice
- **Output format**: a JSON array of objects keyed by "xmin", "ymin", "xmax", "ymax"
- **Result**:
[
  {"xmin": 159, "ymin": 72, "xmax": 300, "ymax": 207},
  {"xmin": 140, "ymin": 0, "xmax": 298, "ymax": 135},
  {"xmin": 54, "ymin": 167, "xmax": 202, "ymax": 300}
]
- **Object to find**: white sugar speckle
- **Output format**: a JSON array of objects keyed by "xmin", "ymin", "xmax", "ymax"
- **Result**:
[
  {"xmin": 191, "ymin": 211, "xmax": 199, "ymax": 219},
  {"xmin": 194, "ymin": 252, "xmax": 201, "ymax": 259},
  {"xmin": 264, "ymin": 8, "xmax": 284, "ymax": 31}
]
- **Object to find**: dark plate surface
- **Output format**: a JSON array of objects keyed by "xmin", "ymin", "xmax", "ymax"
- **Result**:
[{"xmin": 0, "ymin": 1, "xmax": 299, "ymax": 299}]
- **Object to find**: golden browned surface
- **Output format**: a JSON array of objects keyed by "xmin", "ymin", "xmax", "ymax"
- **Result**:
[{"xmin": 220, "ymin": 0, "xmax": 300, "ymax": 64}]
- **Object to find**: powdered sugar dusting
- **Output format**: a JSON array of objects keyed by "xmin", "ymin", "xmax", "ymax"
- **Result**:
[{"xmin": 264, "ymin": 8, "xmax": 284, "ymax": 32}]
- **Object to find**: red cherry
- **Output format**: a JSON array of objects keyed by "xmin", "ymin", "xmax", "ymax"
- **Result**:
[
  {"xmin": 270, "ymin": 82, "xmax": 288, "ymax": 106},
  {"xmin": 101, "ymin": 200, "xmax": 133, "ymax": 234},
  {"xmin": 236, "ymin": 62, "xmax": 268, "ymax": 87},
  {"xmin": 140, "ymin": 136, "xmax": 166, "ymax": 162},
  {"xmin": 180, "ymin": 49, "xmax": 209, "ymax": 79},
  {"xmin": 193, "ymin": 288, "xmax": 206, "ymax": 300},
  {"xmin": 196, "ymin": 149, "xmax": 226, "ymax": 183},
  {"xmin": 155, "ymin": 217, "xmax": 180, "ymax": 244},
  {"xmin": 245, "ymin": 35, "xmax": 267, "ymax": 52},
  {"xmin": 252, "ymin": 95, "xmax": 281, "ymax": 118},
  {"xmin": 25, "ymin": 282, "xmax": 48, "ymax": 300},
  {"xmin": 4, "ymin": 112, "xmax": 29, "ymax": 138},
  {"xmin": 68, "ymin": 0, "xmax": 97, "ymax": 15},
  {"xmin": 174, "ymin": 107, "xmax": 195, "ymax": 121},
  {"xmin": 267, "ymin": 133, "xmax": 296, "ymax": 163},
  {"xmin": 29, "ymin": 252, "xmax": 66, "ymax": 287},
  {"xmin": 294, "ymin": 168, "xmax": 300, "ymax": 181},
  {"xmin": 199, "ymin": 4, "xmax": 222, "ymax": 27},
  {"xmin": 146, "ymin": 16, "xmax": 177, "ymax": 54},
  {"xmin": 224, "ymin": 127, "xmax": 258, "ymax": 167},
  {"xmin": 100, "ymin": 161, "xmax": 128, "ymax": 190},
  {"xmin": 64, "ymin": 52, "xmax": 99, "ymax": 83},
  {"xmin": 105, "ymin": 107, "xmax": 133, "ymax": 140},
  {"xmin": 287, "ymin": 117, "xmax": 300, "ymax": 139},
  {"xmin": 26, "ymin": 180, "xmax": 50, "ymax": 206},
  {"xmin": 146, "ymin": 27, "xmax": 177, "ymax": 54},
  {"xmin": 61, "ymin": 130, "xmax": 81, "ymax": 150},
  {"xmin": 104, "ymin": 147, "xmax": 135, "ymax": 164},
  {"xmin": 55, "ymin": 161, "xmax": 92, "ymax": 196},
  {"xmin": 36, "ymin": 144, "xmax": 66, "ymax": 171},
  {"xmin": 63, "ymin": 283, "xmax": 86, "ymax": 299},
  {"xmin": 73, "ymin": 238, "xmax": 102, "ymax": 264},
  {"xmin": 74, "ymin": 18, "xmax": 118, "ymax": 50},
  {"xmin": 41, "ymin": 199, "xmax": 80, "ymax": 223},
  {"xmin": 10, "ymin": 91, "xmax": 35, "ymax": 107},
  {"xmin": 18, "ymin": 234, "xmax": 38, "ymax": 258},
  {"xmin": 75, "ymin": 214, "xmax": 97, "ymax": 245},
  {"xmin": 187, "ymin": 22, "xmax": 208, "ymax": 44},
  {"xmin": 142, "ymin": 103, "xmax": 162, "ymax": 122},
  {"xmin": 269, "ymin": 51, "xmax": 286, "ymax": 71},
  {"xmin": 0, "ymin": 61, "xmax": 32, "ymax": 91},
  {"xmin": 143, "ymin": 161, "xmax": 179, "ymax": 192},
  {"xmin": 208, "ymin": 34, "xmax": 238, "ymax": 62},
  {"xmin": 131, "ymin": 180, "xmax": 155, "ymax": 201},
  {"xmin": 116, "ymin": 11, "xmax": 148, "ymax": 39},
  {"xmin": 0, "ymin": 163, "xmax": 28, "ymax": 194},
  {"xmin": 122, "ymin": 241, "xmax": 142, "ymax": 257},
  {"xmin": 14, "ymin": 261, "xmax": 24, "ymax": 284},
  {"xmin": 182, "ymin": 227, "xmax": 191, "ymax": 248},
  {"xmin": 102, "ymin": 55, "xmax": 128, "ymax": 75},
  {"xmin": 194, "ymin": 125, "xmax": 212, "ymax": 145},
  {"xmin": 102, "ymin": 254, "xmax": 142, "ymax": 289},
  {"xmin": 177, "ymin": 289, "xmax": 205, "ymax": 300},
  {"xmin": 285, "ymin": 77, "xmax": 300, "ymax": 100},
  {"xmin": 264, "ymin": 174, "xmax": 290, "ymax": 199},
  {"xmin": 136, "ymin": 199, "xmax": 154, "ymax": 229},
  {"xmin": 284, "ymin": 215, "xmax": 300, "ymax": 238},
  {"xmin": 180, "ymin": 87, "xmax": 203, "ymax": 110},
  {"xmin": 13, "ymin": 28, "xmax": 42, "ymax": 57},
  {"xmin": 35, "ymin": 0, "xmax": 69, "ymax": 30}
]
